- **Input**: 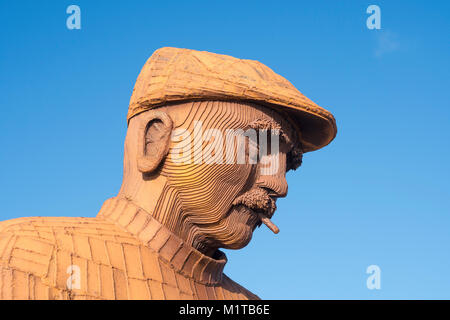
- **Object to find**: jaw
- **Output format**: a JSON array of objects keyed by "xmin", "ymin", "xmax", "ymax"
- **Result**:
[{"xmin": 192, "ymin": 205, "xmax": 260, "ymax": 254}]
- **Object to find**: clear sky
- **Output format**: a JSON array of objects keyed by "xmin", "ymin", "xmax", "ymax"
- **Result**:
[{"xmin": 0, "ymin": 0, "xmax": 449, "ymax": 299}]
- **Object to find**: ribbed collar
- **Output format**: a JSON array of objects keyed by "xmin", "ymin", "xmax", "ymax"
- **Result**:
[{"xmin": 97, "ymin": 197, "xmax": 227, "ymax": 285}]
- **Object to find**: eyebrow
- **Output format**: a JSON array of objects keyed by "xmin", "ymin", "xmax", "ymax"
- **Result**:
[
  {"xmin": 247, "ymin": 119, "xmax": 303, "ymax": 170},
  {"xmin": 247, "ymin": 119, "xmax": 290, "ymax": 144}
]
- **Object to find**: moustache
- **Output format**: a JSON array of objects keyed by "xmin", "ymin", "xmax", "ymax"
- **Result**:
[{"xmin": 232, "ymin": 187, "xmax": 279, "ymax": 234}]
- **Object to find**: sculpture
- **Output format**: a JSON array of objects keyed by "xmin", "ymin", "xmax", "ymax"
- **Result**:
[{"xmin": 0, "ymin": 47, "xmax": 336, "ymax": 299}]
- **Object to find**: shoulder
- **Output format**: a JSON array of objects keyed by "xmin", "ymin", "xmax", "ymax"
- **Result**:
[
  {"xmin": 0, "ymin": 216, "xmax": 145, "ymax": 299},
  {"xmin": 0, "ymin": 216, "xmax": 58, "ymax": 275},
  {"xmin": 0, "ymin": 215, "xmax": 142, "ymax": 268}
]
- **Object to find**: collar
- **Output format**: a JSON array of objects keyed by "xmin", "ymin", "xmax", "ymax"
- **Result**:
[{"xmin": 97, "ymin": 197, "xmax": 227, "ymax": 285}]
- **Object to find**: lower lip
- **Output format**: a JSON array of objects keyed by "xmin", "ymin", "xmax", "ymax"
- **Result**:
[
  {"xmin": 239, "ymin": 206, "xmax": 263, "ymax": 227},
  {"xmin": 239, "ymin": 205, "xmax": 279, "ymax": 234}
]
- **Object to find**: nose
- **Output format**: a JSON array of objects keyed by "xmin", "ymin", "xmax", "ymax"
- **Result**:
[
  {"xmin": 255, "ymin": 173, "xmax": 288, "ymax": 198},
  {"xmin": 254, "ymin": 148, "xmax": 289, "ymax": 198}
]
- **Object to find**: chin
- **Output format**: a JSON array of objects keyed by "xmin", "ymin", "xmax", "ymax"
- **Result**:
[
  {"xmin": 214, "ymin": 205, "xmax": 260, "ymax": 250},
  {"xmin": 221, "ymin": 224, "xmax": 254, "ymax": 250}
]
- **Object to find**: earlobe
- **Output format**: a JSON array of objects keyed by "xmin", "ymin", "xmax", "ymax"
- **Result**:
[{"xmin": 137, "ymin": 111, "xmax": 173, "ymax": 174}]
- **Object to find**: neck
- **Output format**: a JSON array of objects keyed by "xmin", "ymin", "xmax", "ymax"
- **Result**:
[
  {"xmin": 118, "ymin": 177, "xmax": 220, "ymax": 256},
  {"xmin": 97, "ymin": 196, "xmax": 227, "ymax": 284}
]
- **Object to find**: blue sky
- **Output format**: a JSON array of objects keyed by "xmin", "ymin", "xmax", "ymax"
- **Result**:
[{"xmin": 0, "ymin": 0, "xmax": 449, "ymax": 299}]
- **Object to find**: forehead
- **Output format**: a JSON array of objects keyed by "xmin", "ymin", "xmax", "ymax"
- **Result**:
[{"xmin": 164, "ymin": 100, "xmax": 299, "ymax": 145}]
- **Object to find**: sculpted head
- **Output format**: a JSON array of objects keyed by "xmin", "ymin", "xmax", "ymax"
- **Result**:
[
  {"xmin": 119, "ymin": 101, "xmax": 303, "ymax": 255},
  {"xmin": 116, "ymin": 47, "xmax": 337, "ymax": 257}
]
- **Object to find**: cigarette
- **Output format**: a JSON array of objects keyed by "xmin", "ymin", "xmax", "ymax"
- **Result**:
[{"xmin": 258, "ymin": 213, "xmax": 279, "ymax": 234}]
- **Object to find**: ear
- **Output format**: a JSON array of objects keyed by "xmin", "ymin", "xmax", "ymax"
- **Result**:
[{"xmin": 137, "ymin": 111, "xmax": 173, "ymax": 174}]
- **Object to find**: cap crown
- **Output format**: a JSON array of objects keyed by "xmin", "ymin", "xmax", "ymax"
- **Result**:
[{"xmin": 128, "ymin": 47, "xmax": 336, "ymax": 152}]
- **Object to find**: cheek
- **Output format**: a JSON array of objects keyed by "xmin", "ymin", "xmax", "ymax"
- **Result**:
[
  {"xmin": 214, "ymin": 163, "xmax": 255, "ymax": 185},
  {"xmin": 170, "ymin": 163, "xmax": 256, "ymax": 214}
]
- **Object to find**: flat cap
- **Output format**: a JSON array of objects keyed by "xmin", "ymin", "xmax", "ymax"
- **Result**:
[{"xmin": 128, "ymin": 47, "xmax": 337, "ymax": 153}]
